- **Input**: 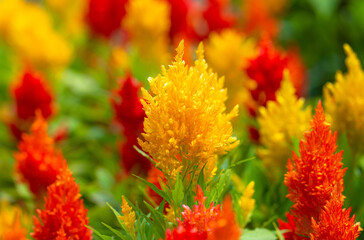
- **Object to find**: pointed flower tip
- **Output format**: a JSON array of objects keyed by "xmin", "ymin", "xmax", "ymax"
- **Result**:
[
  {"xmin": 343, "ymin": 43, "xmax": 353, "ymax": 56},
  {"xmin": 196, "ymin": 42, "xmax": 205, "ymax": 61},
  {"xmin": 175, "ymin": 40, "xmax": 185, "ymax": 62}
]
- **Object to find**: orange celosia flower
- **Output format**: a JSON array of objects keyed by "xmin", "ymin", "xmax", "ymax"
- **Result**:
[
  {"xmin": 0, "ymin": 201, "xmax": 29, "ymax": 240},
  {"xmin": 310, "ymin": 195, "xmax": 362, "ymax": 240},
  {"xmin": 32, "ymin": 168, "xmax": 92, "ymax": 240},
  {"xmin": 209, "ymin": 197, "xmax": 241, "ymax": 240},
  {"xmin": 14, "ymin": 112, "xmax": 67, "ymax": 196},
  {"xmin": 284, "ymin": 101, "xmax": 346, "ymax": 237}
]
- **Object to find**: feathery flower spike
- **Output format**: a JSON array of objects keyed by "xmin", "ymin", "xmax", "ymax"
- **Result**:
[
  {"xmin": 284, "ymin": 101, "xmax": 346, "ymax": 237},
  {"xmin": 14, "ymin": 112, "xmax": 67, "ymax": 196},
  {"xmin": 119, "ymin": 196, "xmax": 136, "ymax": 237},
  {"xmin": 139, "ymin": 40, "xmax": 239, "ymax": 182},
  {"xmin": 258, "ymin": 71, "xmax": 311, "ymax": 177},
  {"xmin": 310, "ymin": 195, "xmax": 362, "ymax": 240},
  {"xmin": 32, "ymin": 168, "xmax": 92, "ymax": 240}
]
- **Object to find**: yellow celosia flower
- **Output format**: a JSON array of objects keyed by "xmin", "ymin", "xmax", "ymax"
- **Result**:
[
  {"xmin": 0, "ymin": 0, "xmax": 25, "ymax": 36},
  {"xmin": 123, "ymin": 0, "xmax": 170, "ymax": 65},
  {"xmin": 139, "ymin": 41, "xmax": 239, "ymax": 182},
  {"xmin": 240, "ymin": 181, "xmax": 255, "ymax": 226},
  {"xmin": 0, "ymin": 201, "xmax": 29, "ymax": 240},
  {"xmin": 258, "ymin": 70, "xmax": 311, "ymax": 177},
  {"xmin": 109, "ymin": 46, "xmax": 130, "ymax": 73},
  {"xmin": 0, "ymin": 0, "xmax": 72, "ymax": 69},
  {"xmin": 205, "ymin": 29, "xmax": 258, "ymax": 109},
  {"xmin": 119, "ymin": 196, "xmax": 136, "ymax": 238},
  {"xmin": 232, "ymin": 175, "xmax": 255, "ymax": 227},
  {"xmin": 324, "ymin": 44, "xmax": 364, "ymax": 153},
  {"xmin": 165, "ymin": 205, "xmax": 176, "ymax": 224}
]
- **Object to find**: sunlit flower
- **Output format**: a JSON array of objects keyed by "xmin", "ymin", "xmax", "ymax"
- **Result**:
[
  {"xmin": 139, "ymin": 41, "xmax": 239, "ymax": 181},
  {"xmin": 123, "ymin": 0, "xmax": 170, "ymax": 64},
  {"xmin": 311, "ymin": 195, "xmax": 362, "ymax": 240},
  {"xmin": 258, "ymin": 71, "xmax": 311, "ymax": 177},
  {"xmin": 119, "ymin": 196, "xmax": 136, "ymax": 237},
  {"xmin": 284, "ymin": 102, "xmax": 346, "ymax": 237},
  {"xmin": 14, "ymin": 112, "xmax": 67, "ymax": 196},
  {"xmin": 0, "ymin": 201, "xmax": 29, "ymax": 240},
  {"xmin": 205, "ymin": 29, "xmax": 257, "ymax": 109},
  {"xmin": 1, "ymin": 0, "xmax": 72, "ymax": 68},
  {"xmin": 86, "ymin": 0, "xmax": 127, "ymax": 38},
  {"xmin": 324, "ymin": 44, "xmax": 364, "ymax": 153},
  {"xmin": 111, "ymin": 75, "xmax": 150, "ymax": 174},
  {"xmin": 32, "ymin": 168, "xmax": 92, "ymax": 240}
]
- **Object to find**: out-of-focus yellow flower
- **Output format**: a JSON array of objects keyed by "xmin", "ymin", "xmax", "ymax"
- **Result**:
[
  {"xmin": 119, "ymin": 196, "xmax": 136, "ymax": 238},
  {"xmin": 165, "ymin": 206, "xmax": 176, "ymax": 224},
  {"xmin": 45, "ymin": 0, "xmax": 87, "ymax": 37},
  {"xmin": 0, "ymin": 0, "xmax": 72, "ymax": 69},
  {"xmin": 232, "ymin": 175, "xmax": 255, "ymax": 227},
  {"xmin": 123, "ymin": 0, "xmax": 170, "ymax": 65},
  {"xmin": 324, "ymin": 44, "xmax": 364, "ymax": 153},
  {"xmin": 0, "ymin": 201, "xmax": 29, "ymax": 240},
  {"xmin": 205, "ymin": 29, "xmax": 258, "ymax": 109},
  {"xmin": 109, "ymin": 46, "xmax": 130, "ymax": 73},
  {"xmin": 139, "ymin": 41, "xmax": 239, "ymax": 182},
  {"xmin": 240, "ymin": 181, "xmax": 255, "ymax": 226},
  {"xmin": 258, "ymin": 71, "xmax": 311, "ymax": 177}
]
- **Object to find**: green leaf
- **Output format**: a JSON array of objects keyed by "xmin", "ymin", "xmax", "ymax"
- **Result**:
[
  {"xmin": 229, "ymin": 156, "xmax": 256, "ymax": 169},
  {"xmin": 106, "ymin": 203, "xmax": 126, "ymax": 230},
  {"xmin": 86, "ymin": 226, "xmax": 114, "ymax": 240},
  {"xmin": 133, "ymin": 175, "xmax": 172, "ymax": 204},
  {"xmin": 241, "ymin": 228, "xmax": 277, "ymax": 240},
  {"xmin": 172, "ymin": 173, "xmax": 184, "ymax": 208},
  {"xmin": 102, "ymin": 222, "xmax": 130, "ymax": 240},
  {"xmin": 144, "ymin": 201, "xmax": 166, "ymax": 239}
]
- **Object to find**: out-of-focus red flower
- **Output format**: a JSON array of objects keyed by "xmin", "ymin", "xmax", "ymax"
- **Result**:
[
  {"xmin": 14, "ymin": 112, "xmax": 67, "ymax": 196},
  {"xmin": 209, "ymin": 197, "xmax": 241, "ymax": 240},
  {"xmin": 245, "ymin": 39, "xmax": 306, "ymax": 118},
  {"xmin": 286, "ymin": 47, "xmax": 307, "ymax": 97},
  {"xmin": 201, "ymin": 0, "xmax": 236, "ymax": 39},
  {"xmin": 32, "ymin": 168, "xmax": 92, "ymax": 240},
  {"xmin": 167, "ymin": 0, "xmax": 195, "ymax": 42},
  {"xmin": 13, "ymin": 71, "xmax": 53, "ymax": 121},
  {"xmin": 86, "ymin": 0, "xmax": 128, "ymax": 38},
  {"xmin": 278, "ymin": 212, "xmax": 298, "ymax": 240},
  {"xmin": 245, "ymin": 39, "xmax": 287, "ymax": 117},
  {"xmin": 284, "ymin": 102, "xmax": 346, "ymax": 237},
  {"xmin": 243, "ymin": 0, "xmax": 279, "ymax": 38},
  {"xmin": 146, "ymin": 166, "xmax": 166, "ymax": 206},
  {"xmin": 111, "ymin": 74, "xmax": 151, "ymax": 175},
  {"xmin": 311, "ymin": 195, "xmax": 362, "ymax": 240}
]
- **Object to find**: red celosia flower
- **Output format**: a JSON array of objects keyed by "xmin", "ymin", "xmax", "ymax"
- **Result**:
[
  {"xmin": 311, "ymin": 195, "xmax": 362, "ymax": 240},
  {"xmin": 166, "ymin": 186, "xmax": 240, "ymax": 239},
  {"xmin": 13, "ymin": 71, "xmax": 53, "ymax": 121},
  {"xmin": 202, "ymin": 0, "xmax": 236, "ymax": 38},
  {"xmin": 14, "ymin": 112, "xmax": 67, "ymax": 196},
  {"xmin": 278, "ymin": 212, "xmax": 297, "ymax": 240},
  {"xmin": 243, "ymin": 0, "xmax": 279, "ymax": 38},
  {"xmin": 245, "ymin": 39, "xmax": 306, "ymax": 118},
  {"xmin": 245, "ymin": 39, "xmax": 287, "ymax": 117},
  {"xmin": 167, "ymin": 0, "xmax": 195, "ymax": 42},
  {"xmin": 284, "ymin": 101, "xmax": 346, "ymax": 237},
  {"xmin": 181, "ymin": 185, "xmax": 221, "ymax": 232},
  {"xmin": 111, "ymin": 75, "xmax": 151, "ymax": 174},
  {"xmin": 86, "ymin": 0, "xmax": 128, "ymax": 38},
  {"xmin": 32, "ymin": 168, "xmax": 92, "ymax": 240}
]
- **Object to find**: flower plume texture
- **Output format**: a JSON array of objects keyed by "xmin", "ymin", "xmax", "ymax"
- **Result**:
[{"xmin": 1, "ymin": 1, "xmax": 364, "ymax": 240}]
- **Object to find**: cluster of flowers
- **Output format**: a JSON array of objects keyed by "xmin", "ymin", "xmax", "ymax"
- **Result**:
[{"xmin": 1, "ymin": 0, "xmax": 364, "ymax": 239}]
